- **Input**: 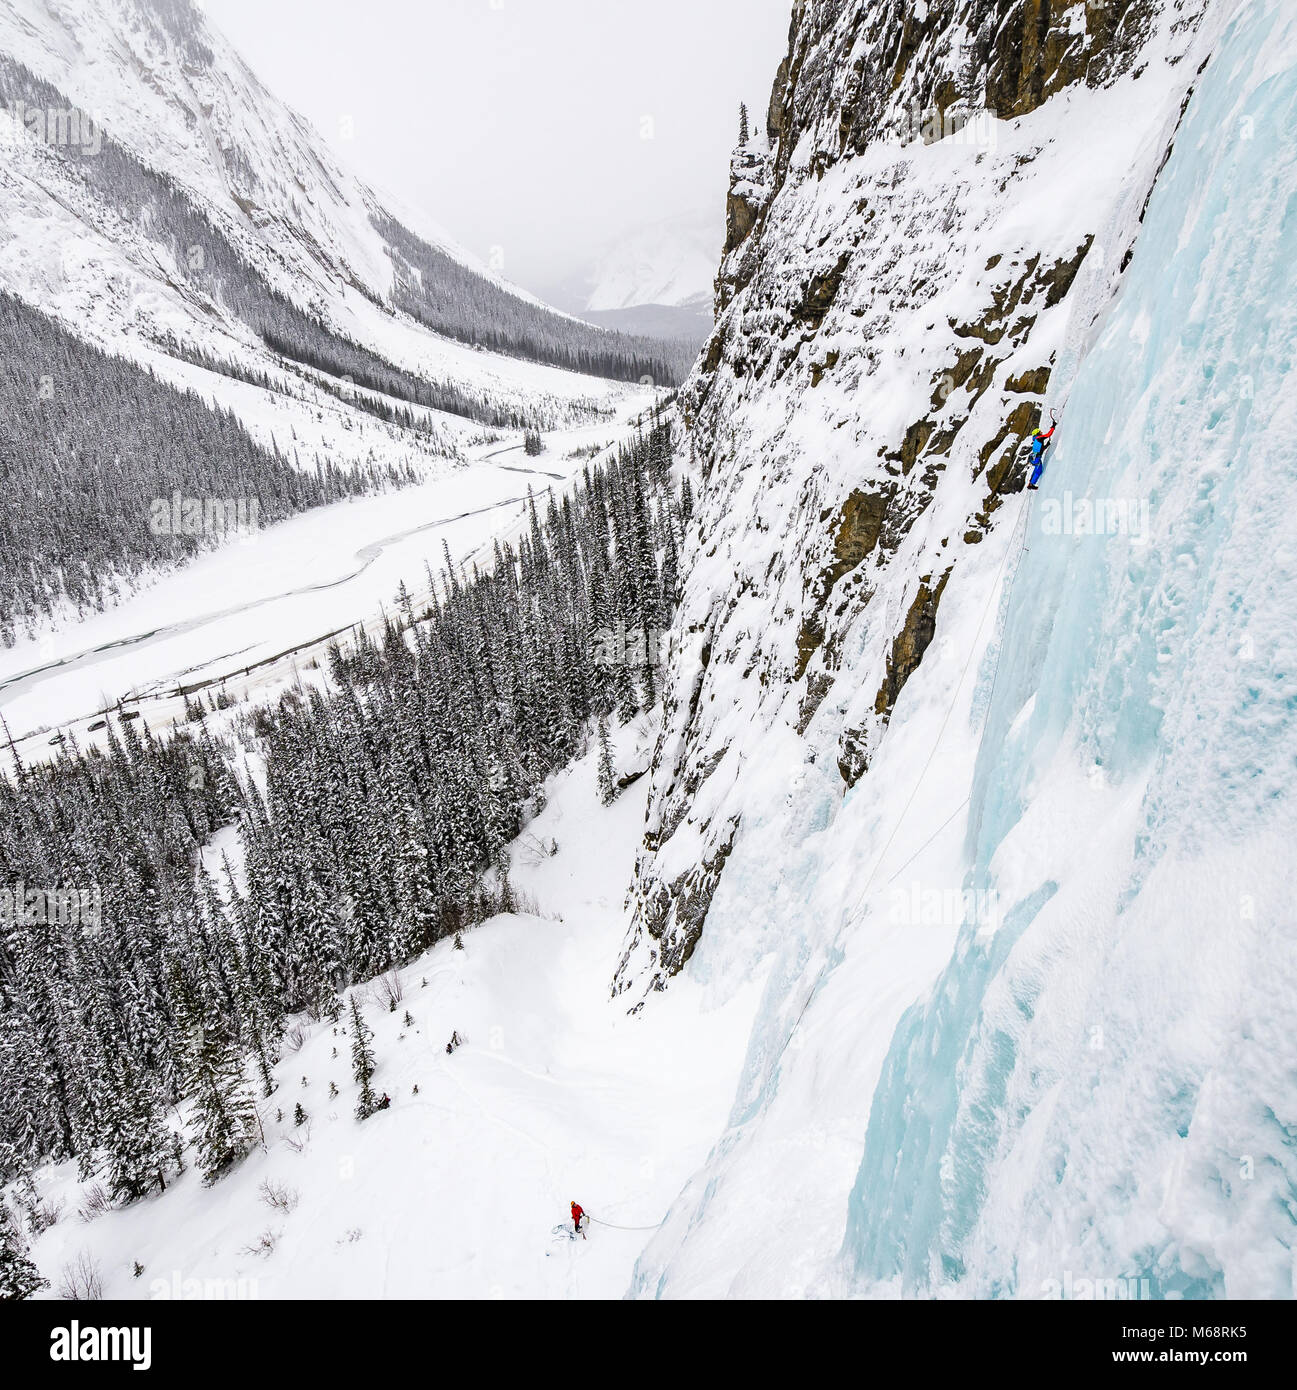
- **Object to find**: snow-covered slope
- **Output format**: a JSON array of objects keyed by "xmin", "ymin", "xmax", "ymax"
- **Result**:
[
  {"xmin": 608, "ymin": 0, "xmax": 1297, "ymax": 1299},
  {"xmin": 1, "ymin": 0, "xmax": 425, "ymax": 309},
  {"xmin": 22, "ymin": 720, "xmax": 759, "ymax": 1300},
  {"xmin": 0, "ymin": 0, "xmax": 656, "ymax": 477}
]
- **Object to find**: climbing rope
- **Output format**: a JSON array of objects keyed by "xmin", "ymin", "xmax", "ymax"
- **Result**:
[
  {"xmin": 842, "ymin": 483, "xmax": 1035, "ymax": 923},
  {"xmin": 587, "ymin": 1215, "xmax": 664, "ymax": 1232},
  {"xmin": 880, "ymin": 794, "xmax": 971, "ymax": 889},
  {"xmin": 774, "ymin": 475, "xmax": 1041, "ymax": 1060}
]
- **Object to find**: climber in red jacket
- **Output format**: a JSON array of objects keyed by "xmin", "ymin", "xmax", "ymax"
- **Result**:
[{"xmin": 571, "ymin": 1201, "xmax": 586, "ymax": 1238}]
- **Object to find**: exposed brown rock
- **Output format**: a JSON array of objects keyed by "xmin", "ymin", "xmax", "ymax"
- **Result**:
[
  {"xmin": 952, "ymin": 257, "xmax": 1039, "ymax": 346},
  {"xmin": 767, "ymin": 52, "xmax": 792, "ymax": 142},
  {"xmin": 726, "ymin": 183, "xmax": 762, "ymax": 257},
  {"xmin": 926, "ymin": 421, "xmax": 967, "ymax": 458},
  {"xmin": 1006, "ymin": 365, "xmax": 1052, "ymax": 394},
  {"xmin": 797, "ymin": 672, "xmax": 835, "ymax": 734},
  {"xmin": 702, "ymin": 326, "xmax": 726, "ymax": 376},
  {"xmin": 890, "ymin": 417, "xmax": 935, "ymax": 474},
  {"xmin": 810, "ymin": 349, "xmax": 840, "ymax": 387},
  {"xmin": 795, "ymin": 253, "xmax": 851, "ymax": 330},
  {"xmin": 795, "ymin": 488, "xmax": 892, "ymax": 679},
  {"xmin": 837, "ymin": 726, "xmax": 869, "ymax": 789},
  {"xmin": 830, "ymin": 489, "xmax": 891, "ymax": 582},
  {"xmin": 984, "ymin": 0, "xmax": 1149, "ymax": 121},
  {"xmin": 874, "ymin": 570, "xmax": 952, "ymax": 720},
  {"xmin": 1040, "ymin": 237, "xmax": 1094, "ymax": 308},
  {"xmin": 931, "ymin": 346, "xmax": 985, "ymax": 408},
  {"xmin": 978, "ymin": 400, "xmax": 1041, "ymax": 481},
  {"xmin": 644, "ymin": 824, "xmax": 739, "ymax": 979},
  {"xmin": 795, "ymin": 614, "xmax": 828, "ymax": 681}
]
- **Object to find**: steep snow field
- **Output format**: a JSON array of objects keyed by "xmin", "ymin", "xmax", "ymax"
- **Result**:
[
  {"xmin": 0, "ymin": 0, "xmax": 627, "ymax": 465},
  {"xmin": 24, "ymin": 720, "xmax": 760, "ymax": 1300}
]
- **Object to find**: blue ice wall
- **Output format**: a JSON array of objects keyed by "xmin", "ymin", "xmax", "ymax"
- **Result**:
[{"xmin": 844, "ymin": 0, "xmax": 1297, "ymax": 1296}]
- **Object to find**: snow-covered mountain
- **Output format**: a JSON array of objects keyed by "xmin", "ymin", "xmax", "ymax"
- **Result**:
[
  {"xmin": 0, "ymin": 0, "xmax": 691, "ymax": 643},
  {"xmin": 547, "ymin": 211, "xmax": 719, "ymax": 343},
  {"xmin": 584, "ymin": 211, "xmax": 720, "ymax": 314},
  {"xmin": 615, "ymin": 0, "xmax": 1297, "ymax": 1299},
  {"xmin": 0, "ymin": 0, "xmax": 685, "ymax": 459}
]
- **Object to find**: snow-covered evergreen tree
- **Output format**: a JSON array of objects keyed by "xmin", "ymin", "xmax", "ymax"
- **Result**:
[
  {"xmin": 99, "ymin": 1055, "xmax": 174, "ymax": 1203},
  {"xmin": 597, "ymin": 718, "xmax": 617, "ymax": 807},
  {"xmin": 184, "ymin": 1018, "xmax": 258, "ymax": 1185},
  {"xmin": 0, "ymin": 1201, "xmax": 46, "ymax": 1301},
  {"xmin": 349, "ymin": 995, "xmax": 377, "ymax": 1120}
]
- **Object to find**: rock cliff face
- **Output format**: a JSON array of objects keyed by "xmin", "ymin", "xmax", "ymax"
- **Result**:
[{"xmin": 616, "ymin": 0, "xmax": 1212, "ymax": 996}]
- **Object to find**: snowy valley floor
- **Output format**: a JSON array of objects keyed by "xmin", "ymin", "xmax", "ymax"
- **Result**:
[
  {"xmin": 25, "ymin": 720, "xmax": 761, "ymax": 1300},
  {"xmin": 0, "ymin": 391, "xmax": 656, "ymax": 755}
]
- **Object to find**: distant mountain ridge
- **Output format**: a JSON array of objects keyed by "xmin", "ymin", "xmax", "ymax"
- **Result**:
[
  {"xmin": 544, "ymin": 210, "xmax": 720, "ymax": 344},
  {"xmin": 0, "ymin": 0, "xmax": 693, "ymax": 391}
]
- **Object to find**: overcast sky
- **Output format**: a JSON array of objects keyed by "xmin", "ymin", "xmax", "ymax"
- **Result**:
[{"xmin": 203, "ymin": 0, "xmax": 791, "ymax": 297}]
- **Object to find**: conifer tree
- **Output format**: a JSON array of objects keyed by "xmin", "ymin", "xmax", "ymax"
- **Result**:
[
  {"xmin": 185, "ymin": 1018, "xmax": 258, "ymax": 1184},
  {"xmin": 99, "ymin": 1056, "xmax": 174, "ymax": 1203},
  {"xmin": 597, "ymin": 718, "xmax": 617, "ymax": 807},
  {"xmin": 0, "ymin": 1201, "xmax": 46, "ymax": 1301},
  {"xmin": 349, "ymin": 996, "xmax": 377, "ymax": 1120}
]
